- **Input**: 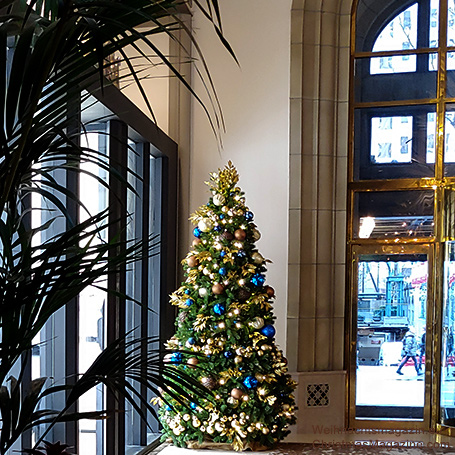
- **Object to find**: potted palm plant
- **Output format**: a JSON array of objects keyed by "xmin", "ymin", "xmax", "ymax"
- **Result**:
[{"xmin": 0, "ymin": 0, "xmax": 234, "ymax": 453}]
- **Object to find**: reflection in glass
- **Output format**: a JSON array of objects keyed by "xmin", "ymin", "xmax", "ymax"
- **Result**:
[
  {"xmin": 370, "ymin": 4, "xmax": 418, "ymax": 74},
  {"xmin": 427, "ymin": 112, "xmax": 436, "ymax": 163},
  {"xmin": 354, "ymin": 191, "xmax": 434, "ymax": 239},
  {"xmin": 371, "ymin": 116, "xmax": 412, "ymax": 163},
  {"xmin": 78, "ymin": 129, "xmax": 108, "ymax": 455},
  {"xmin": 356, "ymin": 255, "xmax": 427, "ymax": 420},
  {"xmin": 440, "ymin": 242, "xmax": 455, "ymax": 426},
  {"xmin": 430, "ymin": 0, "xmax": 439, "ymax": 48},
  {"xmin": 448, "ymin": 0, "xmax": 455, "ymax": 47},
  {"xmin": 446, "ymin": 111, "xmax": 455, "ymax": 163}
]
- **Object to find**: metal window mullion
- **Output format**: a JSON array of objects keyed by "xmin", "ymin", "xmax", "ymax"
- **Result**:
[
  {"xmin": 107, "ymin": 119, "xmax": 127, "ymax": 455},
  {"xmin": 140, "ymin": 143, "xmax": 150, "ymax": 445},
  {"xmin": 157, "ymin": 151, "xmax": 178, "ymax": 344},
  {"xmin": 64, "ymin": 94, "xmax": 81, "ymax": 454}
]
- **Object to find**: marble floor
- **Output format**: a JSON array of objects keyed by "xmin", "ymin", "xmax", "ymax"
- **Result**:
[{"xmin": 156, "ymin": 439, "xmax": 455, "ymax": 455}]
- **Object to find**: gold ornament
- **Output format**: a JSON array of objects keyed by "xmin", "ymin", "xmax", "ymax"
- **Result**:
[
  {"xmin": 251, "ymin": 252, "xmax": 264, "ymax": 264},
  {"xmin": 213, "ymin": 194, "xmax": 225, "ymax": 206},
  {"xmin": 249, "ymin": 317, "xmax": 264, "ymax": 329},
  {"xmin": 183, "ymin": 414, "xmax": 191, "ymax": 421},
  {"xmin": 212, "ymin": 283, "xmax": 224, "ymax": 295},
  {"xmin": 264, "ymin": 286, "xmax": 275, "ymax": 298},
  {"xmin": 234, "ymin": 356, "xmax": 243, "ymax": 364},
  {"xmin": 187, "ymin": 357, "xmax": 199, "ymax": 367},
  {"xmin": 187, "ymin": 256, "xmax": 199, "ymax": 267},
  {"xmin": 192, "ymin": 417, "xmax": 201, "ymax": 427},
  {"xmin": 252, "ymin": 228, "xmax": 261, "ymax": 241},
  {"xmin": 234, "ymin": 229, "xmax": 246, "ymax": 241},
  {"xmin": 198, "ymin": 218, "xmax": 213, "ymax": 232},
  {"xmin": 231, "ymin": 388, "xmax": 244, "ymax": 399},
  {"xmin": 227, "ymin": 397, "xmax": 239, "ymax": 408},
  {"xmin": 201, "ymin": 376, "xmax": 217, "ymax": 390}
]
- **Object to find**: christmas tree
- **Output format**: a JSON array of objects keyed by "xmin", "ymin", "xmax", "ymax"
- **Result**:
[{"xmin": 158, "ymin": 162, "xmax": 296, "ymax": 451}]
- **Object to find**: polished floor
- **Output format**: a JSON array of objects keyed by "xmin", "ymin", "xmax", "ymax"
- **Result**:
[{"xmin": 157, "ymin": 440, "xmax": 454, "ymax": 454}]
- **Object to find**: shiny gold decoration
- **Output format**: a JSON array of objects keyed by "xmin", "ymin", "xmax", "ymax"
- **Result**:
[
  {"xmin": 187, "ymin": 256, "xmax": 198, "ymax": 268},
  {"xmin": 231, "ymin": 388, "xmax": 244, "ymax": 399},
  {"xmin": 187, "ymin": 357, "xmax": 198, "ymax": 367},
  {"xmin": 201, "ymin": 376, "xmax": 217, "ymax": 390},
  {"xmin": 193, "ymin": 314, "xmax": 209, "ymax": 331},
  {"xmin": 264, "ymin": 285, "xmax": 275, "ymax": 298},
  {"xmin": 212, "ymin": 283, "xmax": 224, "ymax": 294},
  {"xmin": 234, "ymin": 229, "xmax": 246, "ymax": 240},
  {"xmin": 227, "ymin": 397, "xmax": 239, "ymax": 408},
  {"xmin": 206, "ymin": 161, "xmax": 240, "ymax": 195}
]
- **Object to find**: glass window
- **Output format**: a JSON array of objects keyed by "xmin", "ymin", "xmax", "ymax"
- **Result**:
[
  {"xmin": 354, "ymin": 191, "xmax": 434, "ymax": 239},
  {"xmin": 356, "ymin": 253, "xmax": 427, "ymax": 420},
  {"xmin": 25, "ymin": 90, "xmax": 176, "ymax": 454},
  {"xmin": 354, "ymin": 106, "xmax": 436, "ymax": 180}
]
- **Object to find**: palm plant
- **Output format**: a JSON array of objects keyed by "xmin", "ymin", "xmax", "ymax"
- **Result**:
[{"xmin": 0, "ymin": 0, "xmax": 234, "ymax": 453}]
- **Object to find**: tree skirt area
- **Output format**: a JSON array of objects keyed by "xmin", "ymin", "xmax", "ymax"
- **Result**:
[{"xmin": 155, "ymin": 442, "xmax": 454, "ymax": 455}]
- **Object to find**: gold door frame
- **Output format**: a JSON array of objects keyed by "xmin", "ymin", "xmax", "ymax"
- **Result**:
[
  {"xmin": 348, "ymin": 0, "xmax": 455, "ymax": 434},
  {"xmin": 347, "ymin": 243, "xmax": 434, "ymax": 430}
]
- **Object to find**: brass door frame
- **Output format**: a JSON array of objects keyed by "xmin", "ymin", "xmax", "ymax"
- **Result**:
[{"xmin": 347, "ymin": 243, "xmax": 434, "ymax": 430}]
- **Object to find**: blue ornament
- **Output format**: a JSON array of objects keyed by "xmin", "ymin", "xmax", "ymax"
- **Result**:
[
  {"xmin": 245, "ymin": 211, "xmax": 254, "ymax": 221},
  {"xmin": 190, "ymin": 402, "xmax": 197, "ymax": 410},
  {"xmin": 213, "ymin": 303, "xmax": 226, "ymax": 315},
  {"xmin": 214, "ymin": 226, "xmax": 222, "ymax": 232},
  {"xmin": 193, "ymin": 227, "xmax": 202, "ymax": 238},
  {"xmin": 220, "ymin": 251, "xmax": 226, "ymax": 258},
  {"xmin": 185, "ymin": 298, "xmax": 194, "ymax": 307},
  {"xmin": 185, "ymin": 289, "xmax": 190, "ymax": 295},
  {"xmin": 220, "ymin": 214, "xmax": 225, "ymax": 219},
  {"xmin": 243, "ymin": 376, "xmax": 258, "ymax": 389},
  {"xmin": 165, "ymin": 405, "xmax": 172, "ymax": 411},
  {"xmin": 171, "ymin": 352, "xmax": 183, "ymax": 363},
  {"xmin": 187, "ymin": 337, "xmax": 195, "ymax": 345},
  {"xmin": 219, "ymin": 267, "xmax": 227, "ymax": 276},
  {"xmin": 224, "ymin": 351, "xmax": 233, "ymax": 359},
  {"xmin": 260, "ymin": 324, "xmax": 276, "ymax": 338},
  {"xmin": 251, "ymin": 273, "xmax": 265, "ymax": 287},
  {"xmin": 237, "ymin": 250, "xmax": 247, "ymax": 259}
]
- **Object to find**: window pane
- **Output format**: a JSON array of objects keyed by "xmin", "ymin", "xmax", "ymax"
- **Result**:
[
  {"xmin": 441, "ymin": 242, "xmax": 455, "ymax": 426},
  {"xmin": 125, "ymin": 139, "xmax": 146, "ymax": 453},
  {"xmin": 446, "ymin": 62, "xmax": 455, "ymax": 97},
  {"xmin": 371, "ymin": 4, "xmax": 418, "ymax": 54},
  {"xmin": 430, "ymin": 0, "xmax": 439, "ymax": 48},
  {"xmin": 355, "ymin": 57, "xmax": 437, "ymax": 102},
  {"xmin": 371, "ymin": 116, "xmax": 412, "ymax": 163},
  {"xmin": 78, "ymin": 127, "xmax": 108, "ymax": 455},
  {"xmin": 354, "ymin": 191, "xmax": 434, "ymax": 239},
  {"xmin": 448, "ymin": 0, "xmax": 455, "ymax": 47},
  {"xmin": 356, "ymin": 254, "xmax": 427, "ymax": 421},
  {"xmin": 370, "ymin": 55, "xmax": 416, "ymax": 74},
  {"xmin": 354, "ymin": 107, "xmax": 436, "ymax": 180},
  {"xmin": 445, "ymin": 106, "xmax": 455, "ymax": 176}
]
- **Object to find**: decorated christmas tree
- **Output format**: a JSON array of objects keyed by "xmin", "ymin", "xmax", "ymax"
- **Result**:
[{"xmin": 158, "ymin": 162, "xmax": 296, "ymax": 451}]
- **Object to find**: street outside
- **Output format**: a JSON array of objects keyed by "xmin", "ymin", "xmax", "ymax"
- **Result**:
[{"xmin": 357, "ymin": 364, "xmax": 455, "ymax": 409}]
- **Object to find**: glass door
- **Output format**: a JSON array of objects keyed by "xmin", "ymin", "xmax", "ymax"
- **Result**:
[
  {"xmin": 350, "ymin": 244, "xmax": 432, "ymax": 427},
  {"xmin": 440, "ymin": 242, "xmax": 455, "ymax": 427}
]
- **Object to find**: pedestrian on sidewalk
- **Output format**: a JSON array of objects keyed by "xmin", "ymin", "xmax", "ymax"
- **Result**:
[{"xmin": 397, "ymin": 330, "xmax": 422, "ymax": 376}]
